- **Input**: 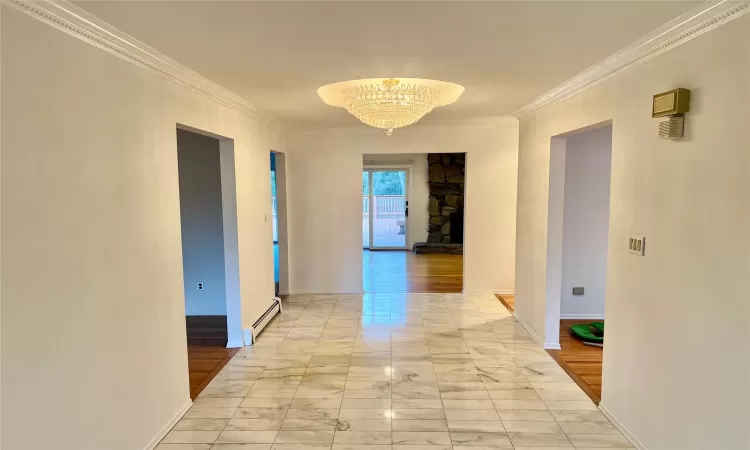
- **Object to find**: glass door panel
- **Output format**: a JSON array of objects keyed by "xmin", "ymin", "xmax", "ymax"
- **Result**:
[
  {"xmin": 371, "ymin": 170, "xmax": 407, "ymax": 249},
  {"xmin": 362, "ymin": 171, "xmax": 370, "ymax": 248}
]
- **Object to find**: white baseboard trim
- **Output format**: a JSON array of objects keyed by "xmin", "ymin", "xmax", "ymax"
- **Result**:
[
  {"xmin": 599, "ymin": 402, "xmax": 646, "ymax": 450},
  {"xmin": 243, "ymin": 328, "xmax": 253, "ymax": 345},
  {"xmin": 247, "ymin": 298, "xmax": 282, "ymax": 344},
  {"xmin": 560, "ymin": 314, "xmax": 606, "ymax": 320},
  {"xmin": 288, "ymin": 290, "xmax": 365, "ymax": 295},
  {"xmin": 144, "ymin": 398, "xmax": 192, "ymax": 450},
  {"xmin": 513, "ymin": 312, "xmax": 542, "ymax": 346},
  {"xmin": 288, "ymin": 290, "xmax": 513, "ymax": 296},
  {"xmin": 513, "ymin": 312, "xmax": 560, "ymax": 350},
  {"xmin": 226, "ymin": 339, "xmax": 244, "ymax": 349},
  {"xmin": 278, "ymin": 290, "xmax": 289, "ymax": 296},
  {"xmin": 463, "ymin": 290, "xmax": 515, "ymax": 295}
]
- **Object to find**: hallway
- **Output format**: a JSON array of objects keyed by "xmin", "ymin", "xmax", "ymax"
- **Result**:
[{"xmin": 159, "ymin": 293, "xmax": 634, "ymax": 449}]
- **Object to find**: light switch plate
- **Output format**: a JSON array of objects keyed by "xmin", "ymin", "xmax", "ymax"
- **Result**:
[{"xmin": 629, "ymin": 235, "xmax": 645, "ymax": 256}]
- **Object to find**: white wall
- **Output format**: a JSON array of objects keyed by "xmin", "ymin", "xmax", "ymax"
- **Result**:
[
  {"xmin": 177, "ymin": 129, "xmax": 227, "ymax": 316},
  {"xmin": 1, "ymin": 8, "xmax": 282, "ymax": 450},
  {"xmin": 363, "ymin": 153, "xmax": 429, "ymax": 249},
  {"xmin": 515, "ymin": 16, "xmax": 749, "ymax": 450},
  {"xmin": 560, "ymin": 126, "xmax": 612, "ymax": 318},
  {"xmin": 286, "ymin": 119, "xmax": 518, "ymax": 294}
]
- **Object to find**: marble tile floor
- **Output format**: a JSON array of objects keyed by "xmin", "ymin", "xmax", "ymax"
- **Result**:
[{"xmin": 158, "ymin": 293, "xmax": 635, "ymax": 450}]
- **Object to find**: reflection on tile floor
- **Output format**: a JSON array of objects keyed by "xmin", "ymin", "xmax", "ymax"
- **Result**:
[{"xmin": 158, "ymin": 293, "xmax": 635, "ymax": 449}]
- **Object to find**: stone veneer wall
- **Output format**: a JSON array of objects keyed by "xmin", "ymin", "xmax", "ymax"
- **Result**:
[{"xmin": 427, "ymin": 153, "xmax": 465, "ymax": 243}]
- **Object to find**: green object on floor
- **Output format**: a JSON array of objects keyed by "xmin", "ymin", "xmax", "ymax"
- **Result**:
[{"xmin": 569, "ymin": 322, "xmax": 604, "ymax": 343}]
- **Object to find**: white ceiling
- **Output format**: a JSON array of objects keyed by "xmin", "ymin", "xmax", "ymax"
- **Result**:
[{"xmin": 77, "ymin": 1, "xmax": 697, "ymax": 127}]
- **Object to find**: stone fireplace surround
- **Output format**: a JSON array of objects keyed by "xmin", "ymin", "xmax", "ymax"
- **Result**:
[{"xmin": 413, "ymin": 153, "xmax": 465, "ymax": 255}]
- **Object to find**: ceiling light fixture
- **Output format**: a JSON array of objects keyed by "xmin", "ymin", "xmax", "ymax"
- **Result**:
[{"xmin": 317, "ymin": 78, "xmax": 464, "ymax": 135}]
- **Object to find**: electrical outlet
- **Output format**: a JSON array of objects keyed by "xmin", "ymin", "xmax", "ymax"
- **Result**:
[
  {"xmin": 197, "ymin": 282, "xmax": 205, "ymax": 291},
  {"xmin": 572, "ymin": 287, "xmax": 585, "ymax": 296},
  {"xmin": 629, "ymin": 235, "xmax": 645, "ymax": 256}
]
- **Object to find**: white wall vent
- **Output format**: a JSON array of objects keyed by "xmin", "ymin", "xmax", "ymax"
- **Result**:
[{"xmin": 658, "ymin": 116, "xmax": 684, "ymax": 139}]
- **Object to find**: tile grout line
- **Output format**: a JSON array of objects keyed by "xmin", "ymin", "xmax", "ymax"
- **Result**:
[{"xmin": 166, "ymin": 292, "xmax": 627, "ymax": 449}]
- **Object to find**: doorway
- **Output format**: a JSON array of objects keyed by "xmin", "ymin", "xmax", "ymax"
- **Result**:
[
  {"xmin": 272, "ymin": 151, "xmax": 290, "ymax": 296},
  {"xmin": 363, "ymin": 169, "xmax": 409, "ymax": 250},
  {"xmin": 271, "ymin": 153, "xmax": 279, "ymax": 295},
  {"xmin": 362, "ymin": 154, "xmax": 464, "ymax": 293},
  {"xmin": 544, "ymin": 123, "xmax": 613, "ymax": 404},
  {"xmin": 176, "ymin": 126, "xmax": 242, "ymax": 399}
]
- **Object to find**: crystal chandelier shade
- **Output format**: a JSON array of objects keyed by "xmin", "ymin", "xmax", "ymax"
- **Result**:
[
  {"xmin": 318, "ymin": 78, "xmax": 464, "ymax": 134},
  {"xmin": 343, "ymin": 80, "xmax": 438, "ymax": 132}
]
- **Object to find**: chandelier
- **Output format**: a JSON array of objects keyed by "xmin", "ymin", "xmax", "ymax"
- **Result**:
[{"xmin": 317, "ymin": 78, "xmax": 464, "ymax": 135}]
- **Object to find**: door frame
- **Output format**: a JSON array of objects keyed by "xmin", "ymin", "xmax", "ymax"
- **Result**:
[
  {"xmin": 544, "ymin": 120, "xmax": 613, "ymax": 351},
  {"xmin": 363, "ymin": 166, "xmax": 411, "ymax": 250},
  {"xmin": 272, "ymin": 151, "xmax": 290, "ymax": 296},
  {"xmin": 176, "ymin": 123, "xmax": 243, "ymax": 348}
]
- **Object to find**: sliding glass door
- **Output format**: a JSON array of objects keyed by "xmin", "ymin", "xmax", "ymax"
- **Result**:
[{"xmin": 363, "ymin": 169, "xmax": 408, "ymax": 249}]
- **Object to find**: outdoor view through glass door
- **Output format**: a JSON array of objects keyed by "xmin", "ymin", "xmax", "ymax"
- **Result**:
[{"xmin": 363, "ymin": 169, "xmax": 408, "ymax": 249}]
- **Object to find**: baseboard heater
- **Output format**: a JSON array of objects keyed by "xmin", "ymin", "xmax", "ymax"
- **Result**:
[{"xmin": 247, "ymin": 297, "xmax": 282, "ymax": 345}]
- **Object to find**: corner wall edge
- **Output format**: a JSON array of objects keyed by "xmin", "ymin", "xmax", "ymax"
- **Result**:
[
  {"xmin": 513, "ymin": 0, "xmax": 749, "ymax": 118},
  {"xmin": 5, "ymin": 0, "xmax": 284, "ymax": 130}
]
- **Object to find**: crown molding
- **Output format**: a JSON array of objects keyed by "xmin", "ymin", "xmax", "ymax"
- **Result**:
[
  {"xmin": 513, "ymin": 0, "xmax": 749, "ymax": 118},
  {"xmin": 4, "ymin": 0, "xmax": 284, "ymax": 130},
  {"xmin": 7, "ymin": 0, "xmax": 746, "ymax": 126}
]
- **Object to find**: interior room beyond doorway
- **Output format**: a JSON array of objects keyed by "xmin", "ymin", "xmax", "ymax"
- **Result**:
[
  {"xmin": 546, "ymin": 124, "xmax": 613, "ymax": 405},
  {"xmin": 362, "ymin": 153, "xmax": 464, "ymax": 293},
  {"xmin": 176, "ymin": 128, "xmax": 237, "ymax": 399}
]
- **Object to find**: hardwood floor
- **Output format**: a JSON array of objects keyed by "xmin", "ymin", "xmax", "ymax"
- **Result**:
[
  {"xmin": 491, "ymin": 296, "xmax": 603, "ymax": 404},
  {"xmin": 547, "ymin": 319, "xmax": 604, "ymax": 404},
  {"xmin": 187, "ymin": 345, "xmax": 239, "ymax": 400},
  {"xmin": 363, "ymin": 250, "xmax": 462, "ymax": 293},
  {"xmin": 494, "ymin": 293, "xmax": 514, "ymax": 312}
]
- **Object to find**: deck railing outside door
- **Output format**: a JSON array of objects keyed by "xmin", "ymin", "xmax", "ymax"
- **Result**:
[{"xmin": 363, "ymin": 195, "xmax": 406, "ymax": 247}]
